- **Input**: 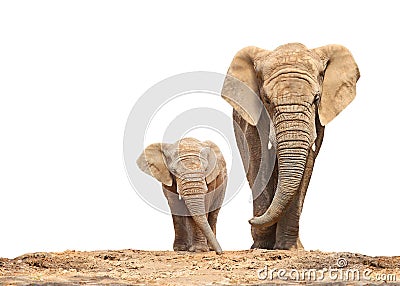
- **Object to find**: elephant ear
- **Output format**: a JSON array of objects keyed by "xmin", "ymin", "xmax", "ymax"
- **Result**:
[
  {"xmin": 313, "ymin": 44, "xmax": 360, "ymax": 126},
  {"xmin": 136, "ymin": 143, "xmax": 173, "ymax": 186},
  {"xmin": 202, "ymin": 141, "xmax": 226, "ymax": 184},
  {"xmin": 221, "ymin": 46, "xmax": 270, "ymax": 126}
]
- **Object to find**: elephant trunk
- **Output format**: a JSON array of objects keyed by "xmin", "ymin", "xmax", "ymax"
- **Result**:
[
  {"xmin": 179, "ymin": 177, "xmax": 222, "ymax": 254},
  {"xmin": 183, "ymin": 195, "xmax": 222, "ymax": 254},
  {"xmin": 249, "ymin": 115, "xmax": 311, "ymax": 227}
]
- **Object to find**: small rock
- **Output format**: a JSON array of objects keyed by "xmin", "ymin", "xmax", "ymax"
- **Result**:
[
  {"xmin": 212, "ymin": 263, "xmax": 221, "ymax": 270},
  {"xmin": 219, "ymin": 277, "xmax": 230, "ymax": 285}
]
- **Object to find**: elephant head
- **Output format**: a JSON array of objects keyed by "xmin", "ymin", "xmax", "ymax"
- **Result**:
[
  {"xmin": 136, "ymin": 137, "xmax": 224, "ymax": 254},
  {"xmin": 222, "ymin": 43, "xmax": 360, "ymax": 227}
]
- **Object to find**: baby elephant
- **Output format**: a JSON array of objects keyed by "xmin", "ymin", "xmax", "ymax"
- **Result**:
[{"xmin": 137, "ymin": 137, "xmax": 227, "ymax": 254}]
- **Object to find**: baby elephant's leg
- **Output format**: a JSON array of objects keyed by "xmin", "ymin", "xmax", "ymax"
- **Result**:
[
  {"xmin": 163, "ymin": 186, "xmax": 191, "ymax": 251},
  {"xmin": 207, "ymin": 208, "xmax": 220, "ymax": 250},
  {"xmin": 171, "ymin": 215, "xmax": 190, "ymax": 251}
]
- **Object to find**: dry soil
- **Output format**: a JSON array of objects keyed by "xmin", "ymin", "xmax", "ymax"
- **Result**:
[{"xmin": 1, "ymin": 249, "xmax": 399, "ymax": 285}]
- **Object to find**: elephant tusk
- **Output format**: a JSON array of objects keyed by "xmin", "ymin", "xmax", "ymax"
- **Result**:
[
  {"xmin": 312, "ymin": 143, "xmax": 316, "ymax": 152},
  {"xmin": 268, "ymin": 141, "xmax": 273, "ymax": 150},
  {"xmin": 177, "ymin": 187, "xmax": 182, "ymax": 200}
]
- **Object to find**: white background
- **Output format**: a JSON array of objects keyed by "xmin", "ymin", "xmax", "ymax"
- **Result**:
[{"xmin": 1, "ymin": 1, "xmax": 399, "ymax": 259}]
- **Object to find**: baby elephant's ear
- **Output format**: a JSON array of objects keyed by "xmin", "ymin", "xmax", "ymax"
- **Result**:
[
  {"xmin": 136, "ymin": 143, "xmax": 173, "ymax": 186},
  {"xmin": 202, "ymin": 141, "xmax": 225, "ymax": 184}
]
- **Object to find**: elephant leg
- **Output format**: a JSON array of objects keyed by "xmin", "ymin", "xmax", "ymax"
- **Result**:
[
  {"xmin": 251, "ymin": 161, "xmax": 278, "ymax": 249},
  {"xmin": 203, "ymin": 174, "xmax": 226, "ymax": 250},
  {"xmin": 274, "ymin": 190, "xmax": 305, "ymax": 250},
  {"xmin": 171, "ymin": 215, "xmax": 191, "ymax": 251},
  {"xmin": 188, "ymin": 216, "xmax": 209, "ymax": 252},
  {"xmin": 233, "ymin": 110, "xmax": 277, "ymax": 249},
  {"xmin": 251, "ymin": 224, "xmax": 277, "ymax": 249},
  {"xmin": 274, "ymin": 120, "xmax": 324, "ymax": 250},
  {"xmin": 207, "ymin": 208, "xmax": 220, "ymax": 250},
  {"xmin": 251, "ymin": 197, "xmax": 277, "ymax": 249},
  {"xmin": 162, "ymin": 185, "xmax": 191, "ymax": 251}
]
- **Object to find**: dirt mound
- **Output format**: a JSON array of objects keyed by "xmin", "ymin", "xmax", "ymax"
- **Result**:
[{"xmin": 1, "ymin": 249, "xmax": 399, "ymax": 285}]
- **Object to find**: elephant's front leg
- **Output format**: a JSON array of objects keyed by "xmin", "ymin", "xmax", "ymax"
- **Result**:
[
  {"xmin": 274, "ymin": 191, "xmax": 305, "ymax": 250},
  {"xmin": 251, "ymin": 162, "xmax": 278, "ymax": 249},
  {"xmin": 206, "ymin": 176, "xmax": 226, "ymax": 250},
  {"xmin": 171, "ymin": 215, "xmax": 191, "ymax": 251},
  {"xmin": 251, "ymin": 197, "xmax": 277, "ymax": 249},
  {"xmin": 207, "ymin": 208, "xmax": 220, "ymax": 250},
  {"xmin": 162, "ymin": 185, "xmax": 191, "ymax": 251}
]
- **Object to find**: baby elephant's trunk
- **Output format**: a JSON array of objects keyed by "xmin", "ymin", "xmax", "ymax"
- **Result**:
[{"xmin": 184, "ymin": 195, "xmax": 222, "ymax": 254}]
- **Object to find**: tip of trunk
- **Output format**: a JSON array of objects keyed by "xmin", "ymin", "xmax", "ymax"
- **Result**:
[
  {"xmin": 248, "ymin": 212, "xmax": 279, "ymax": 227},
  {"xmin": 189, "ymin": 211, "xmax": 223, "ymax": 255},
  {"xmin": 250, "ymin": 143, "xmax": 309, "ymax": 227},
  {"xmin": 248, "ymin": 188, "xmax": 297, "ymax": 227}
]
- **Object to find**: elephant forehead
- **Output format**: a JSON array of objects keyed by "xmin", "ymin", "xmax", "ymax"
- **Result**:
[
  {"xmin": 260, "ymin": 44, "xmax": 321, "ymax": 77},
  {"xmin": 174, "ymin": 138, "xmax": 203, "ymax": 155}
]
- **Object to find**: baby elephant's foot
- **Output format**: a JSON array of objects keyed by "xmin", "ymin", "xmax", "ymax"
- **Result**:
[
  {"xmin": 189, "ymin": 243, "xmax": 210, "ymax": 252},
  {"xmin": 173, "ymin": 242, "xmax": 189, "ymax": 251}
]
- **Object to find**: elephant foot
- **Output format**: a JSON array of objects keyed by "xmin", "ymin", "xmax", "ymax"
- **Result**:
[
  {"xmin": 173, "ymin": 242, "xmax": 189, "ymax": 251},
  {"xmin": 251, "ymin": 240, "xmax": 275, "ymax": 250},
  {"xmin": 189, "ymin": 243, "xmax": 210, "ymax": 252},
  {"xmin": 274, "ymin": 238, "xmax": 304, "ymax": 250},
  {"xmin": 251, "ymin": 224, "xmax": 277, "ymax": 250},
  {"xmin": 296, "ymin": 238, "xmax": 304, "ymax": 250}
]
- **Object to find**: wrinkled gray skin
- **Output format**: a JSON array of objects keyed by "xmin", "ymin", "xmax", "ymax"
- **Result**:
[
  {"xmin": 137, "ymin": 138, "xmax": 226, "ymax": 254},
  {"xmin": 222, "ymin": 43, "xmax": 359, "ymax": 250}
]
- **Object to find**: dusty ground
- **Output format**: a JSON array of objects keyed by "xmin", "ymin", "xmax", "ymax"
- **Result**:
[{"xmin": 0, "ymin": 249, "xmax": 399, "ymax": 285}]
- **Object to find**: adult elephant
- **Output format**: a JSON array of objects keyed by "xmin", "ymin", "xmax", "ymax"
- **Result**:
[{"xmin": 222, "ymin": 43, "xmax": 360, "ymax": 250}]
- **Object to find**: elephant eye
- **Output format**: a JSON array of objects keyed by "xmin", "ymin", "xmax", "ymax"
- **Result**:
[{"xmin": 169, "ymin": 161, "xmax": 178, "ymax": 173}]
